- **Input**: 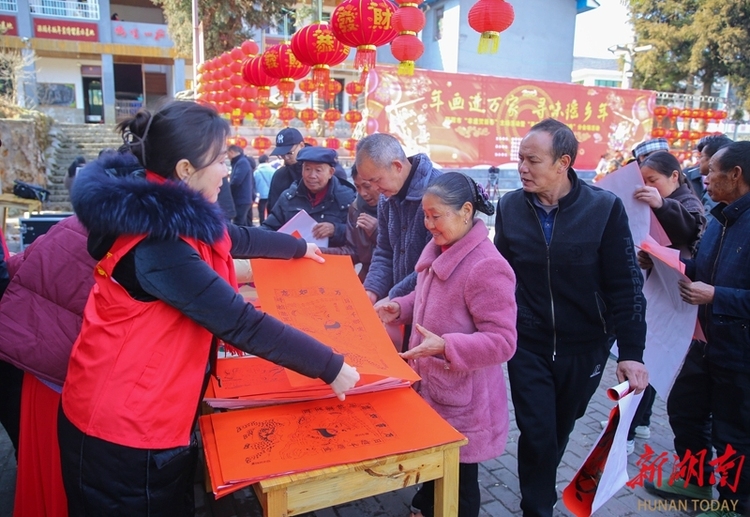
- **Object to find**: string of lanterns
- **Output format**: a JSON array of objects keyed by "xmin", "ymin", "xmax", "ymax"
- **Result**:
[{"xmin": 195, "ymin": 0, "xmax": 518, "ymax": 152}]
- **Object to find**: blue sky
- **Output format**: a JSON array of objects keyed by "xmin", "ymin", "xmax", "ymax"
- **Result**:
[{"xmin": 573, "ymin": 0, "xmax": 634, "ymax": 59}]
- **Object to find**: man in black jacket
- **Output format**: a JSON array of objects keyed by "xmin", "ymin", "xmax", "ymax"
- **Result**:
[
  {"xmin": 495, "ymin": 118, "xmax": 649, "ymax": 517},
  {"xmin": 267, "ymin": 128, "xmax": 305, "ymax": 212},
  {"xmin": 262, "ymin": 147, "xmax": 355, "ymax": 247},
  {"xmin": 228, "ymin": 145, "xmax": 254, "ymax": 226}
]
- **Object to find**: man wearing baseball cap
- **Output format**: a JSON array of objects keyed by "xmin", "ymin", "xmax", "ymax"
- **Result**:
[
  {"xmin": 267, "ymin": 127, "xmax": 305, "ymax": 211},
  {"xmin": 262, "ymin": 147, "xmax": 355, "ymax": 247},
  {"xmin": 632, "ymin": 137, "xmax": 670, "ymax": 164}
]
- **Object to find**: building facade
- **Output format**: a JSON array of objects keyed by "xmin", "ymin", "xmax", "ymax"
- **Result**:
[{"xmin": 1, "ymin": 0, "xmax": 187, "ymax": 124}]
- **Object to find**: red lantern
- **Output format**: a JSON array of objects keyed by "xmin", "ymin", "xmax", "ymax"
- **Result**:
[
  {"xmin": 343, "ymin": 137, "xmax": 358, "ymax": 154},
  {"xmin": 668, "ymin": 107, "xmax": 681, "ymax": 123},
  {"xmin": 262, "ymin": 43, "xmax": 311, "ymax": 103},
  {"xmin": 679, "ymin": 130, "xmax": 690, "ymax": 140},
  {"xmin": 664, "ymin": 129, "xmax": 677, "ymax": 140},
  {"xmin": 230, "ymin": 47, "xmax": 244, "ymax": 62},
  {"xmin": 241, "ymin": 39, "xmax": 259, "ymax": 57},
  {"xmin": 291, "ymin": 23, "xmax": 350, "ymax": 87},
  {"xmin": 654, "ymin": 105, "xmax": 668, "ymax": 122},
  {"xmin": 680, "ymin": 108, "xmax": 692, "ymax": 120},
  {"xmin": 242, "ymin": 57, "xmax": 280, "ymax": 102},
  {"xmin": 715, "ymin": 109, "xmax": 728, "ymax": 120},
  {"xmin": 691, "ymin": 108, "xmax": 705, "ymax": 120},
  {"xmin": 220, "ymin": 53, "xmax": 233, "ymax": 66},
  {"xmin": 235, "ymin": 135, "xmax": 248, "ymax": 149},
  {"xmin": 705, "ymin": 109, "xmax": 716, "ymax": 122},
  {"xmin": 277, "ymin": 106, "xmax": 297, "ymax": 127},
  {"xmin": 345, "ymin": 81, "xmax": 364, "ymax": 104},
  {"xmin": 324, "ymin": 108, "xmax": 342, "ymax": 129},
  {"xmin": 689, "ymin": 130, "xmax": 702, "ymax": 141},
  {"xmin": 299, "ymin": 78, "xmax": 317, "ymax": 99},
  {"xmin": 467, "ymin": 0, "xmax": 515, "ymax": 54},
  {"xmin": 325, "ymin": 137, "xmax": 341, "ymax": 150},
  {"xmin": 304, "ymin": 136, "xmax": 319, "ymax": 147},
  {"xmin": 390, "ymin": 0, "xmax": 425, "ymax": 75},
  {"xmin": 651, "ymin": 127, "xmax": 666, "ymax": 138},
  {"xmin": 324, "ymin": 79, "xmax": 343, "ymax": 103},
  {"xmin": 298, "ymin": 108, "xmax": 319, "ymax": 128},
  {"xmin": 344, "ymin": 109, "xmax": 363, "ymax": 129},
  {"xmin": 331, "ymin": 0, "xmax": 398, "ymax": 71},
  {"xmin": 253, "ymin": 106, "xmax": 272, "ymax": 128},
  {"xmin": 252, "ymin": 136, "xmax": 272, "ymax": 154}
]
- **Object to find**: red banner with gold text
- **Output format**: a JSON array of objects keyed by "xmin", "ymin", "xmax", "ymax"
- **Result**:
[{"xmin": 363, "ymin": 67, "xmax": 656, "ymax": 170}]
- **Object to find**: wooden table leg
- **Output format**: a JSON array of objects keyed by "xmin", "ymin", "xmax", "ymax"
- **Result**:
[
  {"xmin": 434, "ymin": 445, "xmax": 460, "ymax": 517},
  {"xmin": 263, "ymin": 487, "xmax": 289, "ymax": 517}
]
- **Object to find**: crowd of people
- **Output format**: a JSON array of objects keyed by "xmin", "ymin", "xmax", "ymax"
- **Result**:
[{"xmin": 0, "ymin": 99, "xmax": 748, "ymax": 517}]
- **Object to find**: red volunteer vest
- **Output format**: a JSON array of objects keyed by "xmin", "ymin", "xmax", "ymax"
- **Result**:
[{"xmin": 62, "ymin": 230, "xmax": 236, "ymax": 449}]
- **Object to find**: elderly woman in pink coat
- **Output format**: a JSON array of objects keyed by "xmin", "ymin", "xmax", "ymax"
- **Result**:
[{"xmin": 377, "ymin": 172, "xmax": 517, "ymax": 517}]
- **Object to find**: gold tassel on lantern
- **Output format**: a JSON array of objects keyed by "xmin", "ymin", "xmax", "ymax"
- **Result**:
[
  {"xmin": 398, "ymin": 60, "xmax": 415, "ymax": 76},
  {"xmin": 478, "ymin": 31, "xmax": 500, "ymax": 54}
]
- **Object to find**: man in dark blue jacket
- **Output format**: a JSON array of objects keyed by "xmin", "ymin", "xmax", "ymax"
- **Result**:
[
  {"xmin": 228, "ymin": 145, "xmax": 254, "ymax": 226},
  {"xmin": 262, "ymin": 147, "xmax": 355, "ymax": 247},
  {"xmin": 495, "ymin": 118, "xmax": 649, "ymax": 517},
  {"xmin": 645, "ymin": 141, "xmax": 750, "ymax": 517}
]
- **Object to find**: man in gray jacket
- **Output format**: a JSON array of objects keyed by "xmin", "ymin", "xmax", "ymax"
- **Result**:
[{"xmin": 355, "ymin": 134, "xmax": 441, "ymax": 349}]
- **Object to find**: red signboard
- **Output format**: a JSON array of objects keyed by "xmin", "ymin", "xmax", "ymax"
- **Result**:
[
  {"xmin": 33, "ymin": 18, "xmax": 98, "ymax": 42},
  {"xmin": 0, "ymin": 15, "xmax": 18, "ymax": 36},
  {"xmin": 364, "ymin": 67, "xmax": 656, "ymax": 170}
]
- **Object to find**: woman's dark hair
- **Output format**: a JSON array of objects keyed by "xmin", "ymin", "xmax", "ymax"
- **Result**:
[
  {"xmin": 68, "ymin": 156, "xmax": 86, "ymax": 177},
  {"xmin": 425, "ymin": 172, "xmax": 495, "ymax": 216},
  {"xmin": 117, "ymin": 100, "xmax": 229, "ymax": 179},
  {"xmin": 259, "ymin": 154, "xmax": 269, "ymax": 164},
  {"xmin": 640, "ymin": 151, "xmax": 685, "ymax": 185}
]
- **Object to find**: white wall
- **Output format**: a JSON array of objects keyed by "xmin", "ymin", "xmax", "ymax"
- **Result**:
[{"xmin": 36, "ymin": 56, "xmax": 101, "ymax": 109}]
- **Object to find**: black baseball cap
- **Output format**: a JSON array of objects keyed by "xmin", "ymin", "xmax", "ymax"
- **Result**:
[{"xmin": 270, "ymin": 128, "xmax": 304, "ymax": 156}]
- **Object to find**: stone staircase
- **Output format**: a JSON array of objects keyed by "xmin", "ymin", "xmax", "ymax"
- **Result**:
[{"xmin": 47, "ymin": 123, "xmax": 124, "ymax": 209}]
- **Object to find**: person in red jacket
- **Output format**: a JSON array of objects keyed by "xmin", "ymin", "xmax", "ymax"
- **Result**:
[{"xmin": 58, "ymin": 101, "xmax": 359, "ymax": 516}]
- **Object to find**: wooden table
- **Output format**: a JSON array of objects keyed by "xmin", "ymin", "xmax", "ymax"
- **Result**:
[
  {"xmin": 252, "ymin": 439, "xmax": 467, "ymax": 517},
  {"xmin": 0, "ymin": 192, "xmax": 42, "ymax": 235}
]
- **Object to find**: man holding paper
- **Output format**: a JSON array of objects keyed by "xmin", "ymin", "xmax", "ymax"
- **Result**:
[
  {"xmin": 262, "ymin": 147, "xmax": 355, "ymax": 247},
  {"xmin": 645, "ymin": 141, "xmax": 750, "ymax": 517},
  {"xmin": 494, "ymin": 118, "xmax": 649, "ymax": 517}
]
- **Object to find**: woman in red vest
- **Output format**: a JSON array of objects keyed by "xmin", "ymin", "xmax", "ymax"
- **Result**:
[{"xmin": 58, "ymin": 100, "xmax": 359, "ymax": 516}]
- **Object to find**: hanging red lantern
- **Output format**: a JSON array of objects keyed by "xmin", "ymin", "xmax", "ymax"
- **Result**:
[
  {"xmin": 324, "ymin": 79, "xmax": 343, "ymax": 103},
  {"xmin": 324, "ymin": 108, "xmax": 342, "ymax": 129},
  {"xmin": 715, "ymin": 109, "xmax": 728, "ymax": 120},
  {"xmin": 467, "ymin": 0, "xmax": 515, "ymax": 54},
  {"xmin": 680, "ymin": 108, "xmax": 692, "ymax": 121},
  {"xmin": 241, "ymin": 39, "xmax": 259, "ymax": 57},
  {"xmin": 330, "ymin": 0, "xmax": 398, "ymax": 71},
  {"xmin": 691, "ymin": 108, "xmax": 706, "ymax": 120},
  {"xmin": 277, "ymin": 106, "xmax": 297, "ymax": 127},
  {"xmin": 262, "ymin": 43, "xmax": 311, "ymax": 103},
  {"xmin": 235, "ymin": 135, "xmax": 248, "ymax": 149},
  {"xmin": 391, "ymin": 34, "xmax": 424, "ymax": 75},
  {"xmin": 343, "ymin": 137, "xmax": 358, "ymax": 154},
  {"xmin": 344, "ymin": 109, "xmax": 363, "ymax": 129},
  {"xmin": 291, "ymin": 23, "xmax": 350, "ymax": 87},
  {"xmin": 220, "ymin": 53, "xmax": 233, "ymax": 66},
  {"xmin": 253, "ymin": 105, "xmax": 272, "ymax": 128},
  {"xmin": 390, "ymin": 0, "xmax": 425, "ymax": 75},
  {"xmin": 304, "ymin": 136, "xmax": 319, "ymax": 147},
  {"xmin": 651, "ymin": 127, "xmax": 666, "ymax": 138},
  {"xmin": 242, "ymin": 57, "xmax": 280, "ymax": 102},
  {"xmin": 325, "ymin": 137, "xmax": 341, "ymax": 150},
  {"xmin": 705, "ymin": 109, "xmax": 716, "ymax": 122},
  {"xmin": 299, "ymin": 78, "xmax": 317, "ymax": 99},
  {"xmin": 689, "ymin": 130, "xmax": 702, "ymax": 141},
  {"xmin": 230, "ymin": 47, "xmax": 244, "ymax": 62},
  {"xmin": 653, "ymin": 105, "xmax": 668, "ymax": 123},
  {"xmin": 252, "ymin": 136, "xmax": 272, "ymax": 154},
  {"xmin": 668, "ymin": 107, "xmax": 681, "ymax": 123},
  {"xmin": 345, "ymin": 81, "xmax": 365, "ymax": 104},
  {"xmin": 298, "ymin": 108, "xmax": 319, "ymax": 128},
  {"xmin": 664, "ymin": 129, "xmax": 677, "ymax": 141}
]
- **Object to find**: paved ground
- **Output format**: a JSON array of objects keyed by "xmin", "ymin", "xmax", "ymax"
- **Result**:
[{"xmin": 1, "ymin": 357, "xmax": 711, "ymax": 517}]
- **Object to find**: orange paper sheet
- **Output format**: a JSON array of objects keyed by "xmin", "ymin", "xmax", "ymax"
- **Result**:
[
  {"xmin": 200, "ymin": 388, "xmax": 465, "ymax": 496},
  {"xmin": 251, "ymin": 255, "xmax": 420, "ymax": 384}
]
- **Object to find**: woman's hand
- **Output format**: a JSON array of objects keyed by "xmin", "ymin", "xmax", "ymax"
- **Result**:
[
  {"xmin": 303, "ymin": 243, "xmax": 325, "ymax": 263},
  {"xmin": 399, "ymin": 324, "xmax": 446, "ymax": 360},
  {"xmin": 637, "ymin": 250, "xmax": 653, "ymax": 270},
  {"xmin": 375, "ymin": 300, "xmax": 400, "ymax": 324},
  {"xmin": 330, "ymin": 362, "xmax": 359, "ymax": 400},
  {"xmin": 634, "ymin": 186, "xmax": 664, "ymax": 209},
  {"xmin": 312, "ymin": 222, "xmax": 335, "ymax": 239}
]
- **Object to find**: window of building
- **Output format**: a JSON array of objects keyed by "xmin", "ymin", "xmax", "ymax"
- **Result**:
[
  {"xmin": 594, "ymin": 79, "xmax": 621, "ymax": 88},
  {"xmin": 28, "ymin": 0, "xmax": 100, "ymax": 19},
  {"xmin": 434, "ymin": 6, "xmax": 444, "ymax": 41},
  {"xmin": 0, "ymin": 0, "xmax": 17, "ymax": 12}
]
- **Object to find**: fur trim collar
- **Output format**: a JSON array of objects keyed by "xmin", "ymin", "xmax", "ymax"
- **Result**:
[{"xmin": 71, "ymin": 154, "xmax": 226, "ymax": 244}]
